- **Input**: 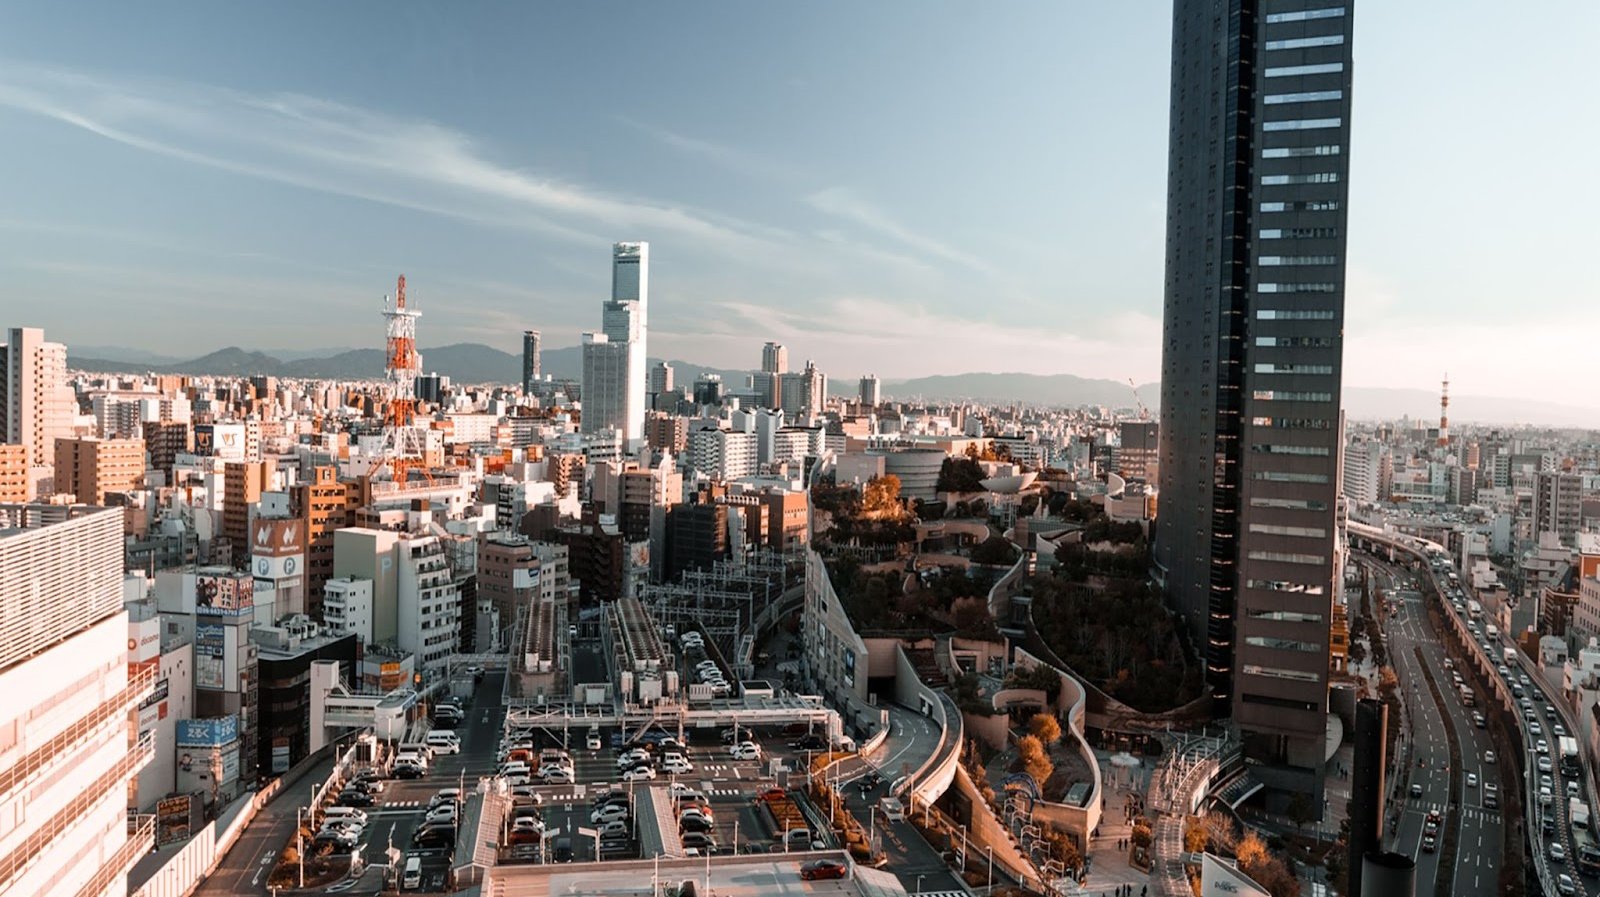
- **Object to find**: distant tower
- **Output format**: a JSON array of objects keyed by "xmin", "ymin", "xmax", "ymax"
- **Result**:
[
  {"xmin": 1438, "ymin": 374, "xmax": 1449, "ymax": 448},
  {"xmin": 381, "ymin": 275, "xmax": 426, "ymax": 482},
  {"xmin": 523, "ymin": 330, "xmax": 542, "ymax": 394},
  {"xmin": 858, "ymin": 374, "xmax": 880, "ymax": 408},
  {"xmin": 762, "ymin": 342, "xmax": 788, "ymax": 375}
]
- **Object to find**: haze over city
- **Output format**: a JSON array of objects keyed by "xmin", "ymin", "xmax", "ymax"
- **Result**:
[{"xmin": 1, "ymin": 2, "xmax": 1595, "ymax": 406}]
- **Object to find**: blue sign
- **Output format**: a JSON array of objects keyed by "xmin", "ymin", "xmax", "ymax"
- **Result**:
[{"xmin": 177, "ymin": 715, "xmax": 239, "ymax": 747}]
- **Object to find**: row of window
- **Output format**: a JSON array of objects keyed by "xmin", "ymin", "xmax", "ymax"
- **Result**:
[
  {"xmin": 1259, "ymin": 283, "xmax": 1338, "ymax": 293},
  {"xmin": 1255, "ymin": 337, "xmax": 1334, "ymax": 349},
  {"xmin": 1251, "ymin": 443, "xmax": 1331, "ymax": 457},
  {"xmin": 1248, "ymin": 523, "xmax": 1329, "ymax": 538},
  {"xmin": 1247, "ymin": 550, "xmax": 1327, "ymax": 565},
  {"xmin": 1245, "ymin": 635, "xmax": 1324, "ymax": 653},
  {"xmin": 1262, "ymin": 145, "xmax": 1341, "ymax": 159},
  {"xmin": 1265, "ymin": 8, "xmax": 1346, "ymax": 24},
  {"xmin": 1246, "ymin": 608, "xmax": 1324, "ymax": 624},
  {"xmin": 1261, "ymin": 200, "xmax": 1341, "ymax": 212},
  {"xmin": 1261, "ymin": 227, "xmax": 1340, "ymax": 239},
  {"xmin": 1251, "ymin": 416, "xmax": 1334, "ymax": 430},
  {"xmin": 1255, "ymin": 362, "xmax": 1333, "ymax": 375},
  {"xmin": 1247, "ymin": 578, "xmax": 1326, "ymax": 595},
  {"xmin": 1241, "ymin": 663, "xmax": 1321, "ymax": 683},
  {"xmin": 1258, "ymin": 309, "xmax": 1336, "ymax": 321},
  {"xmin": 1253, "ymin": 470, "xmax": 1331, "ymax": 484},
  {"xmin": 1261, "ymin": 172, "xmax": 1340, "ymax": 185},
  {"xmin": 1249, "ymin": 497, "xmax": 1329, "ymax": 511},
  {"xmin": 1263, "ymin": 117, "xmax": 1343, "ymax": 132},
  {"xmin": 1264, "ymin": 90, "xmax": 1343, "ymax": 105},
  {"xmin": 1265, "ymin": 34, "xmax": 1346, "ymax": 51},
  {"xmin": 1265, "ymin": 62, "xmax": 1345, "ymax": 78},
  {"xmin": 1259, "ymin": 256, "xmax": 1337, "ymax": 266}
]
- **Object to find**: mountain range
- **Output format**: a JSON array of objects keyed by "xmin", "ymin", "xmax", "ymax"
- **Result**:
[{"xmin": 69, "ymin": 344, "xmax": 1597, "ymax": 427}]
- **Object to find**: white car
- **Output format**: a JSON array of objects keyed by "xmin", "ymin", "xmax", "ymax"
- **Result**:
[
  {"xmin": 662, "ymin": 756, "xmax": 694, "ymax": 774},
  {"xmin": 730, "ymin": 742, "xmax": 761, "ymax": 761},
  {"xmin": 1466, "ymin": 773, "xmax": 1477, "ymax": 788},
  {"xmin": 591, "ymin": 804, "xmax": 630, "ymax": 824},
  {"xmin": 617, "ymin": 749, "xmax": 651, "ymax": 768},
  {"xmin": 597, "ymin": 819, "xmax": 630, "ymax": 838},
  {"xmin": 623, "ymin": 765, "xmax": 658, "ymax": 781},
  {"xmin": 541, "ymin": 766, "xmax": 575, "ymax": 784},
  {"xmin": 1538, "ymin": 739, "xmax": 1550, "ymax": 754},
  {"xmin": 587, "ymin": 730, "xmax": 603, "ymax": 751},
  {"xmin": 1551, "ymin": 842, "xmax": 1568, "ymax": 863},
  {"xmin": 1484, "ymin": 750, "xmax": 1495, "ymax": 763},
  {"xmin": 426, "ymin": 804, "xmax": 458, "ymax": 824}
]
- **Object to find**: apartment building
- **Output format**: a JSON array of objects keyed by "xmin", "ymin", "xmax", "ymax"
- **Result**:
[{"xmin": 53, "ymin": 436, "xmax": 146, "ymax": 505}]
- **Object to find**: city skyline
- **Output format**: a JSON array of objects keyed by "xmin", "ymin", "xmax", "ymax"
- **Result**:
[{"xmin": 1, "ymin": 2, "xmax": 1595, "ymax": 404}]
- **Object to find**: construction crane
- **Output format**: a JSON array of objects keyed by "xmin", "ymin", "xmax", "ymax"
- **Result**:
[{"xmin": 1127, "ymin": 379, "xmax": 1149, "ymax": 420}]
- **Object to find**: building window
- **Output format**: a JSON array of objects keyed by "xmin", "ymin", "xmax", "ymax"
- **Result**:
[
  {"xmin": 1259, "ymin": 256, "xmax": 1337, "ymax": 267},
  {"xmin": 1265, "ymin": 62, "xmax": 1345, "ymax": 78},
  {"xmin": 1251, "ymin": 443, "xmax": 1332, "ymax": 457},
  {"xmin": 1261, "ymin": 173, "xmax": 1340, "ymax": 186},
  {"xmin": 1252, "ymin": 471, "xmax": 1331, "ymax": 484},
  {"xmin": 1260, "ymin": 227, "xmax": 1341, "ymax": 239},
  {"xmin": 1260, "ymin": 200, "xmax": 1341, "ymax": 212},
  {"xmin": 1247, "ymin": 579, "xmax": 1325, "ymax": 595},
  {"xmin": 1247, "ymin": 523, "xmax": 1329, "ymax": 538},
  {"xmin": 1245, "ymin": 635, "xmax": 1325, "ymax": 652},
  {"xmin": 1254, "ymin": 362, "xmax": 1333, "ymax": 375},
  {"xmin": 1247, "ymin": 550, "xmax": 1327, "ymax": 565},
  {"xmin": 1258, "ymin": 309, "xmax": 1336, "ymax": 321},
  {"xmin": 1263, "ymin": 91, "xmax": 1344, "ymax": 105},
  {"xmin": 1254, "ymin": 338, "xmax": 1335, "ymax": 350},
  {"xmin": 1250, "ymin": 417, "xmax": 1334, "ymax": 430},
  {"xmin": 1264, "ymin": 35, "xmax": 1346, "ymax": 51},
  {"xmin": 1263, "ymin": 118, "xmax": 1343, "ymax": 131},
  {"xmin": 1241, "ymin": 663, "xmax": 1321, "ymax": 683},
  {"xmin": 1250, "ymin": 497, "xmax": 1329, "ymax": 511},
  {"xmin": 1265, "ymin": 8, "xmax": 1347, "ymax": 24}
]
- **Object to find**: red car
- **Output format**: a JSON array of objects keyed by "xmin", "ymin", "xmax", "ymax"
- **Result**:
[{"xmin": 800, "ymin": 860, "xmax": 848, "ymax": 881}]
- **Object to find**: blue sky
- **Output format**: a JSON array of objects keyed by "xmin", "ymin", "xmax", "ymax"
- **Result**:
[{"xmin": 0, "ymin": 2, "xmax": 1595, "ymax": 405}]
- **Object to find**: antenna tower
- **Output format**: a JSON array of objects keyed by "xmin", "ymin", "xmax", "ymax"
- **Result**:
[
  {"xmin": 381, "ymin": 274, "xmax": 426, "ymax": 482},
  {"xmin": 1438, "ymin": 373, "xmax": 1449, "ymax": 448}
]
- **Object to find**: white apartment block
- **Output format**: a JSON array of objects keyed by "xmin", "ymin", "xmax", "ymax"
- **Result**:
[
  {"xmin": 323, "ymin": 577, "xmax": 375, "ymax": 644},
  {"xmin": 0, "ymin": 505, "xmax": 155, "ymax": 897},
  {"xmin": 688, "ymin": 427, "xmax": 758, "ymax": 481},
  {"xmin": 396, "ymin": 535, "xmax": 461, "ymax": 674}
]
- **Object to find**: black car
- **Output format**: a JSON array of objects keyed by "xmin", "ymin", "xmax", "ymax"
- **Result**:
[
  {"xmin": 336, "ymin": 790, "xmax": 374, "ymax": 807},
  {"xmin": 394, "ymin": 764, "xmax": 425, "ymax": 780},
  {"xmin": 553, "ymin": 838, "xmax": 574, "ymax": 862},
  {"xmin": 790, "ymin": 734, "xmax": 827, "ymax": 751},
  {"xmin": 679, "ymin": 816, "xmax": 714, "ymax": 834}
]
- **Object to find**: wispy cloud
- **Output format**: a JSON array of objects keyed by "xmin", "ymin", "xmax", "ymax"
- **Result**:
[
  {"xmin": 807, "ymin": 186, "xmax": 1000, "ymax": 277},
  {"xmin": 0, "ymin": 61, "xmax": 786, "ymax": 253}
]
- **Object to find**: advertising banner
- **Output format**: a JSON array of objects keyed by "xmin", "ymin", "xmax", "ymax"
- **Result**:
[
  {"xmin": 156, "ymin": 795, "xmax": 192, "ymax": 845},
  {"xmin": 196, "ymin": 572, "xmax": 255, "ymax": 616},
  {"xmin": 379, "ymin": 661, "xmax": 404, "ymax": 692},
  {"xmin": 272, "ymin": 738, "xmax": 291, "ymax": 774},
  {"xmin": 195, "ymin": 623, "xmax": 225, "ymax": 689},
  {"xmin": 176, "ymin": 714, "xmax": 239, "ymax": 748},
  {"xmin": 251, "ymin": 518, "xmax": 305, "ymax": 557}
]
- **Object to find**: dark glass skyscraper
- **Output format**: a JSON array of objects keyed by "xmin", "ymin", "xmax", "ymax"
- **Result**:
[
  {"xmin": 523, "ymin": 329, "xmax": 541, "ymax": 395},
  {"xmin": 1154, "ymin": 0, "xmax": 1353, "ymax": 802}
]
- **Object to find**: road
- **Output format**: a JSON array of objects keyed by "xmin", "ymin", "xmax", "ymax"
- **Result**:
[{"xmin": 1371, "ymin": 560, "xmax": 1503, "ymax": 897}]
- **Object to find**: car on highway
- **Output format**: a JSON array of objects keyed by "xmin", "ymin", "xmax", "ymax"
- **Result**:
[
  {"xmin": 730, "ymin": 742, "xmax": 761, "ymax": 761},
  {"xmin": 1558, "ymin": 872, "xmax": 1577, "ymax": 895},
  {"xmin": 1539, "ymin": 740, "xmax": 1551, "ymax": 754},
  {"xmin": 800, "ymin": 860, "xmax": 849, "ymax": 881},
  {"xmin": 1532, "ymin": 721, "xmax": 1544, "ymax": 735},
  {"xmin": 1571, "ymin": 781, "xmax": 1582, "ymax": 798},
  {"xmin": 1484, "ymin": 750, "xmax": 1495, "ymax": 763},
  {"xmin": 1466, "ymin": 772, "xmax": 1478, "ymax": 788},
  {"xmin": 1555, "ymin": 723, "xmax": 1568, "ymax": 737},
  {"xmin": 1472, "ymin": 712, "xmax": 1486, "ymax": 728},
  {"xmin": 1421, "ymin": 834, "xmax": 1436, "ymax": 853},
  {"xmin": 1410, "ymin": 783, "xmax": 1423, "ymax": 798}
]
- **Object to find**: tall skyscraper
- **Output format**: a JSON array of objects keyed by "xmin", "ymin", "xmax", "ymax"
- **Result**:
[
  {"xmin": 1154, "ymin": 1, "xmax": 1354, "ymax": 803},
  {"xmin": 649, "ymin": 361, "xmax": 674, "ymax": 400},
  {"xmin": 0, "ymin": 505, "xmax": 156, "ymax": 897},
  {"xmin": 858, "ymin": 374, "xmax": 880, "ymax": 408},
  {"xmin": 762, "ymin": 342, "xmax": 788, "ymax": 375},
  {"xmin": 582, "ymin": 243, "xmax": 649, "ymax": 447},
  {"xmin": 523, "ymin": 329, "xmax": 542, "ymax": 394},
  {"xmin": 1, "ymin": 327, "xmax": 76, "ymax": 498}
]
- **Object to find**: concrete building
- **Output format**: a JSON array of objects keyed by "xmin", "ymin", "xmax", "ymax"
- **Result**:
[
  {"xmin": 53, "ymin": 436, "xmax": 145, "ymax": 504},
  {"xmin": 688, "ymin": 426, "xmax": 758, "ymax": 481},
  {"xmin": 478, "ymin": 533, "xmax": 540, "ymax": 638},
  {"xmin": 292, "ymin": 465, "xmax": 352, "ymax": 619},
  {"xmin": 322, "ymin": 577, "xmax": 375, "ymax": 643},
  {"xmin": 0, "ymin": 442, "xmax": 28, "ymax": 503},
  {"xmin": 1154, "ymin": 0, "xmax": 1355, "ymax": 807},
  {"xmin": 1536, "ymin": 469, "xmax": 1583, "ymax": 546},
  {"xmin": 581, "ymin": 332, "xmax": 634, "ymax": 443},
  {"xmin": 0, "ymin": 505, "xmax": 155, "ymax": 897},
  {"xmin": 396, "ymin": 534, "xmax": 461, "ymax": 673},
  {"xmin": 145, "ymin": 420, "xmax": 193, "ymax": 484},
  {"xmin": 522, "ymin": 329, "xmax": 541, "ymax": 395},
  {"xmin": 762, "ymin": 341, "xmax": 788, "ymax": 375},
  {"xmin": 779, "ymin": 360, "xmax": 827, "ymax": 420},
  {"xmin": 649, "ymin": 361, "xmax": 674, "ymax": 402},
  {"xmin": 1117, "ymin": 421, "xmax": 1159, "ymax": 482},
  {"xmin": 581, "ymin": 242, "xmax": 649, "ymax": 447},
  {"xmin": 858, "ymin": 374, "xmax": 881, "ymax": 409},
  {"xmin": 645, "ymin": 412, "xmax": 687, "ymax": 455},
  {"xmin": 1, "ymin": 327, "xmax": 76, "ymax": 498},
  {"xmin": 333, "ymin": 527, "xmax": 403, "ymax": 643},
  {"xmin": 222, "ymin": 460, "xmax": 271, "ymax": 567}
]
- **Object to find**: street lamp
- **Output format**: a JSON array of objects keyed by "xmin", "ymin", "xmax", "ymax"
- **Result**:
[{"xmin": 987, "ymin": 845, "xmax": 994, "ymax": 894}]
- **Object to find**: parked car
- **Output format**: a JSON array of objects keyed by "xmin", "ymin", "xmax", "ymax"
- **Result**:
[
  {"xmin": 335, "ymin": 790, "xmax": 374, "ymax": 807},
  {"xmin": 801, "ymin": 860, "xmax": 849, "ymax": 881},
  {"xmin": 597, "ymin": 820, "xmax": 630, "ymax": 838},
  {"xmin": 662, "ymin": 756, "xmax": 694, "ymax": 775},
  {"xmin": 541, "ymin": 766, "xmax": 575, "ymax": 784},
  {"xmin": 592, "ymin": 804, "xmax": 631, "ymax": 824},
  {"xmin": 730, "ymin": 742, "xmax": 761, "ymax": 761},
  {"xmin": 679, "ymin": 815, "xmax": 715, "ymax": 834},
  {"xmin": 623, "ymin": 765, "xmax": 658, "ymax": 781},
  {"xmin": 680, "ymin": 832, "xmax": 718, "ymax": 850}
]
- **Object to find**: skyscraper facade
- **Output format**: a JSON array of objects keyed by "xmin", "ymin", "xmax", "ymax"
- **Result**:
[
  {"xmin": 523, "ymin": 329, "xmax": 541, "ymax": 394},
  {"xmin": 2, "ymin": 327, "xmax": 76, "ymax": 498},
  {"xmin": 858, "ymin": 374, "xmax": 880, "ymax": 408},
  {"xmin": 762, "ymin": 342, "xmax": 788, "ymax": 375},
  {"xmin": 582, "ymin": 243, "xmax": 650, "ymax": 446},
  {"xmin": 1154, "ymin": 0, "xmax": 1354, "ymax": 802}
]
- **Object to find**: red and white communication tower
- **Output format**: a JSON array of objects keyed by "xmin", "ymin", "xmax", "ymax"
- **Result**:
[{"xmin": 381, "ymin": 274, "xmax": 426, "ymax": 482}]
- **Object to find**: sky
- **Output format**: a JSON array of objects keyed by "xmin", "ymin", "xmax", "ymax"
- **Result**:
[{"xmin": 0, "ymin": 2, "xmax": 1595, "ymax": 407}]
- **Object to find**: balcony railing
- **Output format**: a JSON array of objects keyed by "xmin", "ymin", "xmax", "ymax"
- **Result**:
[
  {"xmin": 0, "ymin": 665, "xmax": 156, "ymax": 799},
  {"xmin": 0, "ymin": 731, "xmax": 155, "ymax": 893},
  {"xmin": 71, "ymin": 814, "xmax": 156, "ymax": 897}
]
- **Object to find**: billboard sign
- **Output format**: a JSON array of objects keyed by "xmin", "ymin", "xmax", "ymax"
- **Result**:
[
  {"xmin": 156, "ymin": 795, "xmax": 192, "ymax": 845},
  {"xmin": 252, "ymin": 518, "xmax": 305, "ymax": 557},
  {"xmin": 177, "ymin": 715, "xmax": 239, "ymax": 748},
  {"xmin": 272, "ymin": 738, "xmax": 291, "ymax": 774},
  {"xmin": 195, "ymin": 623, "xmax": 225, "ymax": 689},
  {"xmin": 196, "ymin": 572, "xmax": 254, "ymax": 616}
]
